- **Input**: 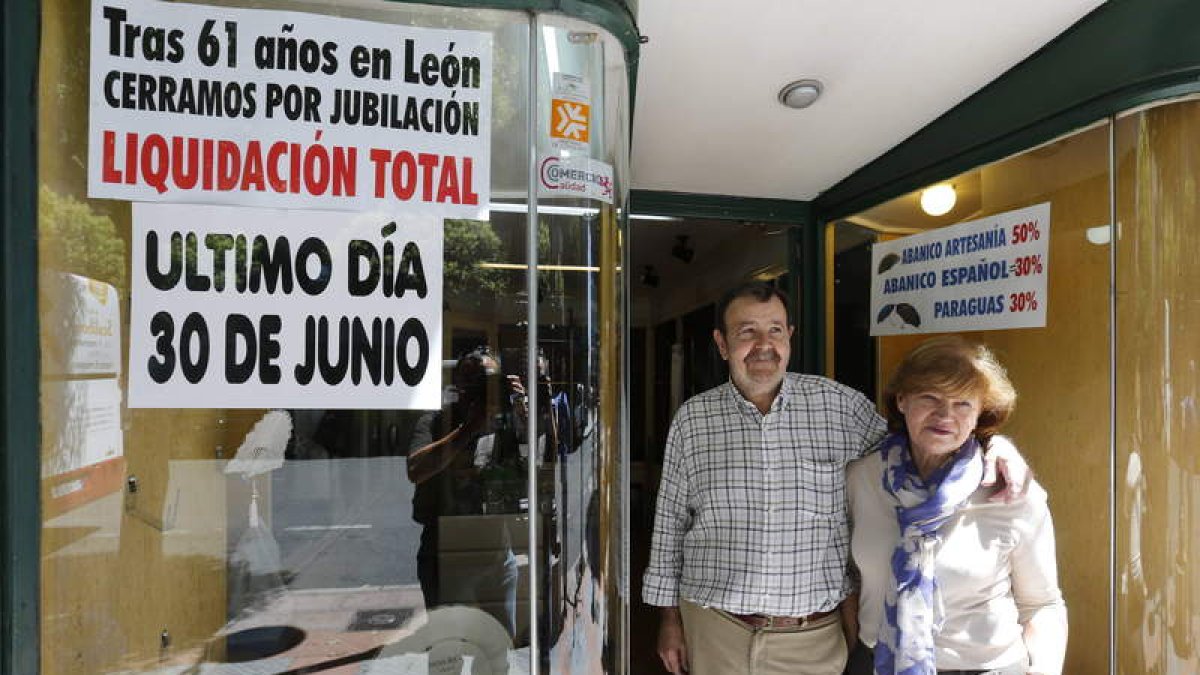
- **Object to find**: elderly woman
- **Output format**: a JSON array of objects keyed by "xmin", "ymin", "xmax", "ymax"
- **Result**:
[{"xmin": 846, "ymin": 336, "xmax": 1067, "ymax": 675}]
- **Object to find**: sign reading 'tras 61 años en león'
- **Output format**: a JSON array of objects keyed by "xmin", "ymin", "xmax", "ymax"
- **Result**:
[{"xmin": 88, "ymin": 0, "xmax": 492, "ymax": 218}]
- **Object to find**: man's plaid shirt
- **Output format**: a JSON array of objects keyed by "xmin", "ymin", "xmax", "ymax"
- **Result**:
[{"xmin": 643, "ymin": 372, "xmax": 887, "ymax": 616}]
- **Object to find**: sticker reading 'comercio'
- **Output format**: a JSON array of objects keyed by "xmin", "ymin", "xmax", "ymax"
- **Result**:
[
  {"xmin": 88, "ymin": 0, "xmax": 492, "ymax": 218},
  {"xmin": 129, "ymin": 203, "xmax": 442, "ymax": 409},
  {"xmin": 538, "ymin": 155, "xmax": 613, "ymax": 204},
  {"xmin": 869, "ymin": 202, "xmax": 1050, "ymax": 336}
]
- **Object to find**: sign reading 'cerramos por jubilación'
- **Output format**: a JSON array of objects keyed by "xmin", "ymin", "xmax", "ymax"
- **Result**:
[{"xmin": 869, "ymin": 202, "xmax": 1051, "ymax": 336}]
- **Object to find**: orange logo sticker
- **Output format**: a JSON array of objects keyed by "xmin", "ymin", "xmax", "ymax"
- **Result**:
[{"xmin": 551, "ymin": 99, "xmax": 590, "ymax": 143}]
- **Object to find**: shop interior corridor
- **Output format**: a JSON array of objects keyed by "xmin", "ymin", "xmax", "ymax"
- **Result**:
[{"xmin": 624, "ymin": 214, "xmax": 796, "ymax": 673}]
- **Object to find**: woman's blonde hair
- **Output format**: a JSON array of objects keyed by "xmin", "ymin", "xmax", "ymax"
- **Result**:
[{"xmin": 883, "ymin": 336, "xmax": 1016, "ymax": 443}]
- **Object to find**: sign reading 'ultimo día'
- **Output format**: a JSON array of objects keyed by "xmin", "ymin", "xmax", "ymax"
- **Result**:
[
  {"xmin": 869, "ymin": 202, "xmax": 1051, "ymax": 336},
  {"xmin": 129, "ymin": 204, "xmax": 443, "ymax": 410}
]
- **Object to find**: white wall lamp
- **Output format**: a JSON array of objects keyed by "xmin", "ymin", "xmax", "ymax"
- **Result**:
[
  {"xmin": 919, "ymin": 183, "xmax": 957, "ymax": 217},
  {"xmin": 1086, "ymin": 224, "xmax": 1112, "ymax": 245}
]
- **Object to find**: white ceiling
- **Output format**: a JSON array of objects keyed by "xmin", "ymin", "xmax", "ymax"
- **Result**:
[{"xmin": 630, "ymin": 0, "xmax": 1106, "ymax": 201}]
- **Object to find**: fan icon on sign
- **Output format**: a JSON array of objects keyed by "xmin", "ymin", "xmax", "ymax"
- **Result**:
[{"xmin": 877, "ymin": 253, "xmax": 901, "ymax": 274}]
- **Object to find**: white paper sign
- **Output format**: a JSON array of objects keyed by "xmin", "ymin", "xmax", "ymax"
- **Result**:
[
  {"xmin": 538, "ymin": 155, "xmax": 614, "ymax": 204},
  {"xmin": 88, "ymin": 0, "xmax": 491, "ymax": 218},
  {"xmin": 43, "ymin": 378, "xmax": 125, "ymax": 478},
  {"xmin": 869, "ymin": 202, "xmax": 1050, "ymax": 335},
  {"xmin": 129, "ymin": 203, "xmax": 443, "ymax": 409},
  {"xmin": 44, "ymin": 273, "xmax": 123, "ymax": 376}
]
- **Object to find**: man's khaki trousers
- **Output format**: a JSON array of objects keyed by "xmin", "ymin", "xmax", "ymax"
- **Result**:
[{"xmin": 679, "ymin": 598, "xmax": 848, "ymax": 675}]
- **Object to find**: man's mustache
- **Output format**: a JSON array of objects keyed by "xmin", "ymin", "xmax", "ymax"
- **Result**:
[{"xmin": 745, "ymin": 350, "xmax": 779, "ymax": 362}]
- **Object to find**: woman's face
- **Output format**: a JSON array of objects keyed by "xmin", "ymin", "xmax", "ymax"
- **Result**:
[{"xmin": 897, "ymin": 389, "xmax": 982, "ymax": 458}]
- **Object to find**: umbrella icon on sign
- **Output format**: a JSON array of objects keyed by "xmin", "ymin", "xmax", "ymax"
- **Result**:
[{"xmin": 876, "ymin": 303, "xmax": 921, "ymax": 328}]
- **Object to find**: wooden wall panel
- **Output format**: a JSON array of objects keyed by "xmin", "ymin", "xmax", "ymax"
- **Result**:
[
  {"xmin": 1114, "ymin": 101, "xmax": 1200, "ymax": 674},
  {"xmin": 40, "ymin": 408, "xmax": 240, "ymax": 673}
]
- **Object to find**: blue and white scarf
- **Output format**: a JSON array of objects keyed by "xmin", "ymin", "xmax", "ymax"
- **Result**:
[{"xmin": 873, "ymin": 432, "xmax": 983, "ymax": 675}]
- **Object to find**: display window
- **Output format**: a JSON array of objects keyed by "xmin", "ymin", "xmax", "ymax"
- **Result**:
[
  {"xmin": 37, "ymin": 1, "xmax": 629, "ymax": 672},
  {"xmin": 834, "ymin": 99, "xmax": 1200, "ymax": 672}
]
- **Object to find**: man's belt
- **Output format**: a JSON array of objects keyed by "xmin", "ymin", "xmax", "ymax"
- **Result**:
[{"xmin": 728, "ymin": 608, "xmax": 836, "ymax": 629}]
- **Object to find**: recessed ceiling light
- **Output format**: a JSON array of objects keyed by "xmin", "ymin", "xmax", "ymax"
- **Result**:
[{"xmin": 777, "ymin": 79, "xmax": 823, "ymax": 109}]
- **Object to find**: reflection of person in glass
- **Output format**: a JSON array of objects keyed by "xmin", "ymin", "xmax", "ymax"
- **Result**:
[
  {"xmin": 407, "ymin": 347, "xmax": 522, "ymax": 637},
  {"xmin": 509, "ymin": 349, "xmax": 576, "ymax": 651},
  {"xmin": 507, "ymin": 349, "xmax": 573, "ymax": 463}
]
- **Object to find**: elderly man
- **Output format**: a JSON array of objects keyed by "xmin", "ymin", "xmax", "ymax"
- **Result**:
[{"xmin": 642, "ymin": 281, "xmax": 1023, "ymax": 675}]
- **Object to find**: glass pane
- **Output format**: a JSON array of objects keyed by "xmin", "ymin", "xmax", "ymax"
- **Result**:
[
  {"xmin": 842, "ymin": 122, "xmax": 1112, "ymax": 673},
  {"xmin": 531, "ymin": 15, "xmax": 628, "ymax": 673},
  {"xmin": 38, "ymin": 1, "xmax": 535, "ymax": 672},
  {"xmin": 1114, "ymin": 98, "xmax": 1200, "ymax": 673}
]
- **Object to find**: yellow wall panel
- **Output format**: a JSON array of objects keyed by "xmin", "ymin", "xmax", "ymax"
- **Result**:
[
  {"xmin": 869, "ymin": 124, "xmax": 1112, "ymax": 674},
  {"xmin": 1114, "ymin": 102, "xmax": 1200, "ymax": 674}
]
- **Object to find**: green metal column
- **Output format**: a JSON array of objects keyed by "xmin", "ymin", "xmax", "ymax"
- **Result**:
[{"xmin": 1, "ymin": 0, "xmax": 42, "ymax": 672}]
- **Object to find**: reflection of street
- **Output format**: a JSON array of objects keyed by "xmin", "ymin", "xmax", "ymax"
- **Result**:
[
  {"xmin": 548, "ymin": 422, "xmax": 606, "ymax": 672},
  {"xmin": 116, "ymin": 455, "xmax": 527, "ymax": 672},
  {"xmin": 244, "ymin": 456, "xmax": 537, "ymax": 673},
  {"xmin": 272, "ymin": 457, "xmax": 422, "ymax": 589}
]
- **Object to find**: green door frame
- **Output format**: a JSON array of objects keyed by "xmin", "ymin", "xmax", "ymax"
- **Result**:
[{"xmin": 1, "ymin": 0, "xmax": 42, "ymax": 671}]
